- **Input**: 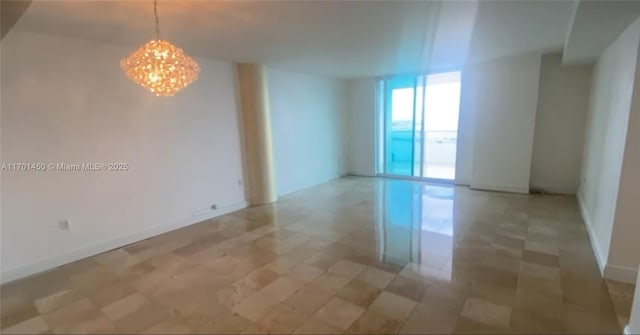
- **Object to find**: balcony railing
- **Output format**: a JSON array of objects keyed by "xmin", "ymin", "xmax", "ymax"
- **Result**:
[{"xmin": 386, "ymin": 130, "xmax": 457, "ymax": 179}]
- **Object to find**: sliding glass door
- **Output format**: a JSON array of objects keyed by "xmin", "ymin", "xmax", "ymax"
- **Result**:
[
  {"xmin": 379, "ymin": 71, "xmax": 461, "ymax": 181},
  {"xmin": 382, "ymin": 75, "xmax": 421, "ymax": 176}
]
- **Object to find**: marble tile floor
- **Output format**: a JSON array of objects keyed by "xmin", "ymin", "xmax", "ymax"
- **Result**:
[
  {"xmin": 0, "ymin": 176, "xmax": 635, "ymax": 334},
  {"xmin": 605, "ymin": 279, "xmax": 636, "ymax": 331}
]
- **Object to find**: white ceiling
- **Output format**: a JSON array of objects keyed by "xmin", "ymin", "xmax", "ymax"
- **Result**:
[
  {"xmin": 13, "ymin": 0, "xmax": 579, "ymax": 78},
  {"xmin": 563, "ymin": 1, "xmax": 640, "ymax": 64},
  {"xmin": 469, "ymin": 0, "xmax": 574, "ymax": 63}
]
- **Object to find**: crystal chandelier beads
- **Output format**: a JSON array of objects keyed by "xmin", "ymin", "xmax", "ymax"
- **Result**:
[
  {"xmin": 121, "ymin": 40, "xmax": 200, "ymax": 97},
  {"xmin": 121, "ymin": 0, "xmax": 200, "ymax": 96}
]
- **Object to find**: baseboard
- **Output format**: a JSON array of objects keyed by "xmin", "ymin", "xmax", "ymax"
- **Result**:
[
  {"xmin": 605, "ymin": 264, "xmax": 638, "ymax": 284},
  {"xmin": 278, "ymin": 174, "xmax": 344, "ymax": 197},
  {"xmin": 529, "ymin": 184, "xmax": 577, "ymax": 195},
  {"xmin": 577, "ymin": 192, "xmax": 607, "ymax": 276},
  {"xmin": 577, "ymin": 193, "xmax": 639, "ymax": 284},
  {"xmin": 470, "ymin": 183, "xmax": 530, "ymax": 194},
  {"xmin": 346, "ymin": 172, "xmax": 376, "ymax": 177},
  {"xmin": 0, "ymin": 201, "xmax": 248, "ymax": 284}
]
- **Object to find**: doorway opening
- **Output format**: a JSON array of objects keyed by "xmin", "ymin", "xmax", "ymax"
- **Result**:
[{"xmin": 378, "ymin": 71, "xmax": 461, "ymax": 182}]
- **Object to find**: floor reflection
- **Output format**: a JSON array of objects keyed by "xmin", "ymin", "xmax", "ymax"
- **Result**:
[{"xmin": 376, "ymin": 179, "xmax": 454, "ymax": 281}]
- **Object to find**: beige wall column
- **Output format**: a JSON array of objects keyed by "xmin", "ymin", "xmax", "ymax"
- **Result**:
[{"xmin": 236, "ymin": 63, "xmax": 278, "ymax": 205}]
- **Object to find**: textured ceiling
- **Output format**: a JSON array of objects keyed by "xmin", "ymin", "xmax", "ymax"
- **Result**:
[{"xmin": 12, "ymin": 0, "xmax": 576, "ymax": 78}]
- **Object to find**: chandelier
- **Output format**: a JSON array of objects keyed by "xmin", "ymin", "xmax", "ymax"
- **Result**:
[{"xmin": 121, "ymin": 0, "xmax": 200, "ymax": 96}]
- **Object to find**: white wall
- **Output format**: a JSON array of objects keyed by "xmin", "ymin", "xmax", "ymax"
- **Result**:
[
  {"xmin": 346, "ymin": 78, "xmax": 377, "ymax": 176},
  {"xmin": 268, "ymin": 69, "xmax": 347, "ymax": 196},
  {"xmin": 0, "ymin": 31, "xmax": 247, "ymax": 282},
  {"xmin": 608, "ymin": 31, "xmax": 640, "ymax": 279},
  {"xmin": 579, "ymin": 17, "xmax": 640, "ymax": 282},
  {"xmin": 529, "ymin": 53, "xmax": 592, "ymax": 194},
  {"xmin": 346, "ymin": 54, "xmax": 543, "ymax": 190},
  {"xmin": 454, "ymin": 69, "xmax": 477, "ymax": 186},
  {"xmin": 468, "ymin": 52, "xmax": 542, "ymax": 193}
]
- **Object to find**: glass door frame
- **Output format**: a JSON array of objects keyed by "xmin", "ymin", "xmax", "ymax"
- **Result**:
[
  {"xmin": 375, "ymin": 69, "xmax": 462, "ymax": 184},
  {"xmin": 383, "ymin": 75, "xmax": 421, "ymax": 177}
]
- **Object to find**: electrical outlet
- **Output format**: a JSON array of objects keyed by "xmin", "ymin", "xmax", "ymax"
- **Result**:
[
  {"xmin": 58, "ymin": 220, "xmax": 71, "ymax": 231},
  {"xmin": 210, "ymin": 204, "xmax": 218, "ymax": 210}
]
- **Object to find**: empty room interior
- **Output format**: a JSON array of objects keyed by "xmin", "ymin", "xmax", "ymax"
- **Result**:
[{"xmin": 2, "ymin": 0, "xmax": 640, "ymax": 334}]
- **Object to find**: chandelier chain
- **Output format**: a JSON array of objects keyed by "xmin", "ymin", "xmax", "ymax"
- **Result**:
[
  {"xmin": 153, "ymin": 0, "xmax": 160, "ymax": 40},
  {"xmin": 122, "ymin": 0, "xmax": 200, "ymax": 96}
]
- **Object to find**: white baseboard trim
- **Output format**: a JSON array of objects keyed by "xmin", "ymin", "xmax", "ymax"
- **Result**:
[
  {"xmin": 529, "ymin": 184, "xmax": 577, "ymax": 195},
  {"xmin": 470, "ymin": 183, "xmax": 530, "ymax": 194},
  {"xmin": 278, "ymin": 174, "xmax": 347, "ymax": 197},
  {"xmin": 605, "ymin": 264, "xmax": 638, "ymax": 284},
  {"xmin": 577, "ymin": 192, "xmax": 607, "ymax": 276},
  {"xmin": 0, "ymin": 201, "xmax": 247, "ymax": 284},
  {"xmin": 346, "ymin": 172, "xmax": 376, "ymax": 177},
  {"xmin": 576, "ymin": 193, "xmax": 638, "ymax": 283}
]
